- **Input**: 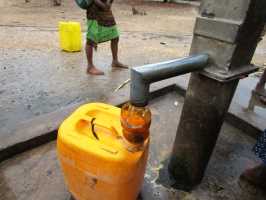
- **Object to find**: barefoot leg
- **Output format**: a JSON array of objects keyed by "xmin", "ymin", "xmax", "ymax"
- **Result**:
[
  {"xmin": 111, "ymin": 37, "xmax": 119, "ymax": 62},
  {"xmin": 111, "ymin": 38, "xmax": 128, "ymax": 69},
  {"xmin": 86, "ymin": 42, "xmax": 104, "ymax": 75}
]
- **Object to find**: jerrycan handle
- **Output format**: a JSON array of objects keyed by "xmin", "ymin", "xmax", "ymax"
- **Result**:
[
  {"xmin": 80, "ymin": 116, "xmax": 119, "ymax": 140},
  {"xmin": 91, "ymin": 118, "xmax": 99, "ymax": 140}
]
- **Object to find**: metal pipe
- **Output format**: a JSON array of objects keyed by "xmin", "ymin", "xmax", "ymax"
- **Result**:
[{"xmin": 130, "ymin": 54, "xmax": 209, "ymax": 107}]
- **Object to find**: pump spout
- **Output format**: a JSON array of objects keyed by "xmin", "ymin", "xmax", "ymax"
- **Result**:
[{"xmin": 130, "ymin": 54, "xmax": 209, "ymax": 107}]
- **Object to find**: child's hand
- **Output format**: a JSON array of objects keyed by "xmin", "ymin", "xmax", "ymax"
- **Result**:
[
  {"xmin": 94, "ymin": 0, "xmax": 110, "ymax": 10},
  {"xmin": 105, "ymin": 2, "xmax": 111, "ymax": 10},
  {"xmin": 105, "ymin": 0, "xmax": 113, "ymax": 10}
]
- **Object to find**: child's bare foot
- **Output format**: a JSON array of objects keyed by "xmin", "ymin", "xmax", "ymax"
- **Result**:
[
  {"xmin": 112, "ymin": 61, "xmax": 128, "ymax": 69},
  {"xmin": 254, "ymin": 87, "xmax": 266, "ymax": 96},
  {"xmin": 240, "ymin": 164, "xmax": 266, "ymax": 189},
  {"xmin": 253, "ymin": 89, "xmax": 266, "ymax": 105},
  {"xmin": 87, "ymin": 66, "xmax": 104, "ymax": 75}
]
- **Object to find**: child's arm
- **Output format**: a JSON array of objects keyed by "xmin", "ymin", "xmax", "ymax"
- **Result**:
[{"xmin": 94, "ymin": 0, "xmax": 110, "ymax": 10}]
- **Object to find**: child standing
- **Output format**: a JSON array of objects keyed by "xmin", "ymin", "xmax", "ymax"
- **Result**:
[{"xmin": 86, "ymin": 0, "xmax": 127, "ymax": 75}]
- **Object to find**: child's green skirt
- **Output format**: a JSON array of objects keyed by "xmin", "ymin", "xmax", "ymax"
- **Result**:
[{"xmin": 87, "ymin": 20, "xmax": 119, "ymax": 44}]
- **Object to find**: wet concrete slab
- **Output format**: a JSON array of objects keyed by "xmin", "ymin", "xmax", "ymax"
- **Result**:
[
  {"xmin": 0, "ymin": 41, "xmax": 182, "ymax": 161},
  {"xmin": 172, "ymin": 73, "xmax": 266, "ymax": 136},
  {"xmin": 0, "ymin": 81, "xmax": 178, "ymax": 162},
  {"xmin": 0, "ymin": 48, "xmax": 130, "ymax": 160},
  {"xmin": 0, "ymin": 91, "xmax": 265, "ymax": 200}
]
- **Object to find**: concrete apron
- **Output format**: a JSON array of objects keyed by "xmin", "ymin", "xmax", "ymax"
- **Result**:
[
  {"xmin": 0, "ymin": 79, "xmax": 263, "ymax": 163},
  {"xmin": 0, "ymin": 81, "xmax": 177, "ymax": 163},
  {"xmin": 0, "ymin": 91, "xmax": 265, "ymax": 200}
]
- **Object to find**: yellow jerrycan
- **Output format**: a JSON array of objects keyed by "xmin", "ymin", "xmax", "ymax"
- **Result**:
[
  {"xmin": 57, "ymin": 103, "xmax": 151, "ymax": 200},
  {"xmin": 59, "ymin": 21, "xmax": 82, "ymax": 52}
]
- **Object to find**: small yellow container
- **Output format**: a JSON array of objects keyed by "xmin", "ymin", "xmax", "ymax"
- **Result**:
[
  {"xmin": 57, "ymin": 103, "xmax": 149, "ymax": 200},
  {"xmin": 59, "ymin": 21, "xmax": 82, "ymax": 52}
]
